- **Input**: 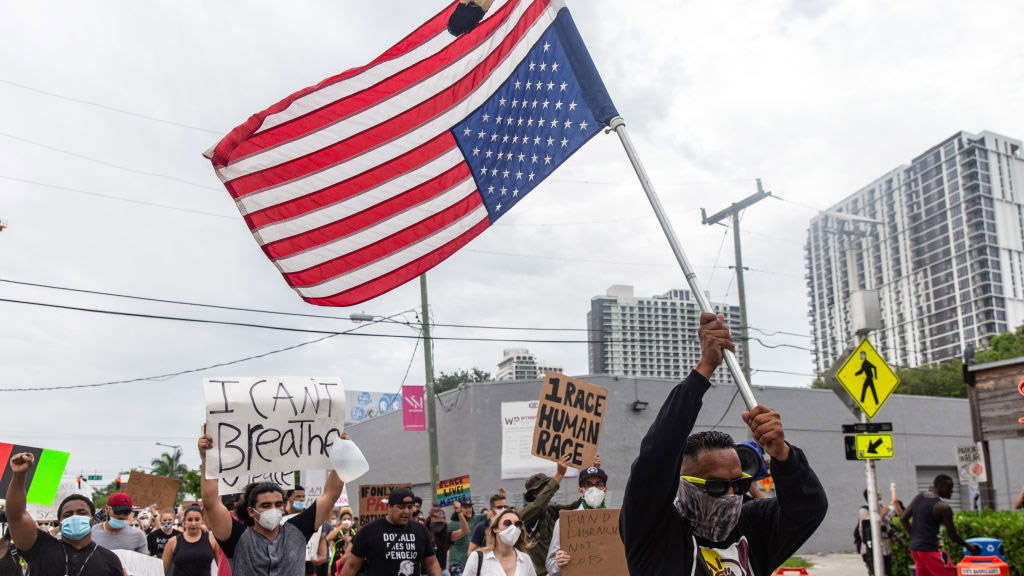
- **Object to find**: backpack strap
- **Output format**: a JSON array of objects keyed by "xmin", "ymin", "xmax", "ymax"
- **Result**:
[{"xmin": 476, "ymin": 550, "xmax": 483, "ymax": 576}]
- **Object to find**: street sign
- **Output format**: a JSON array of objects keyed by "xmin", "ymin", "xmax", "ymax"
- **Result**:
[
  {"xmin": 955, "ymin": 443, "xmax": 987, "ymax": 484},
  {"xmin": 842, "ymin": 422, "xmax": 893, "ymax": 434},
  {"xmin": 835, "ymin": 339, "xmax": 900, "ymax": 419},
  {"xmin": 87, "ymin": 475, "xmax": 102, "ymax": 481},
  {"xmin": 854, "ymin": 433, "xmax": 894, "ymax": 460},
  {"xmin": 844, "ymin": 436, "xmax": 857, "ymax": 461}
]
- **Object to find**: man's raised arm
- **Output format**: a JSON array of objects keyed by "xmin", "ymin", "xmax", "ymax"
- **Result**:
[{"xmin": 198, "ymin": 428, "xmax": 234, "ymax": 541}]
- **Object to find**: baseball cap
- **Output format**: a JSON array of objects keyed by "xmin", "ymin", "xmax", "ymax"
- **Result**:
[
  {"xmin": 579, "ymin": 467, "xmax": 608, "ymax": 487},
  {"xmin": 107, "ymin": 493, "xmax": 133, "ymax": 514},
  {"xmin": 525, "ymin": 473, "xmax": 550, "ymax": 492},
  {"xmin": 388, "ymin": 487, "xmax": 415, "ymax": 506}
]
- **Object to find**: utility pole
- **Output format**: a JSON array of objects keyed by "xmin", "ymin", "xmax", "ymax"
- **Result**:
[
  {"xmin": 419, "ymin": 274, "xmax": 441, "ymax": 502},
  {"xmin": 701, "ymin": 179, "xmax": 772, "ymax": 384}
]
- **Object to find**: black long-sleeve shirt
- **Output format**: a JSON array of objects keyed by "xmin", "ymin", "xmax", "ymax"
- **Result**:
[{"xmin": 620, "ymin": 370, "xmax": 828, "ymax": 576}]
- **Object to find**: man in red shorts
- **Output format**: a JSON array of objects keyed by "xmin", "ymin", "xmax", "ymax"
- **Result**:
[{"xmin": 901, "ymin": 475, "xmax": 980, "ymax": 575}]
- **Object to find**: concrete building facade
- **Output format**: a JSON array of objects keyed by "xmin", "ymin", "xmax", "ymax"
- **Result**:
[
  {"xmin": 806, "ymin": 130, "xmax": 1024, "ymax": 372},
  {"xmin": 345, "ymin": 373, "xmax": 1024, "ymax": 554},
  {"xmin": 495, "ymin": 348, "xmax": 562, "ymax": 381},
  {"xmin": 587, "ymin": 285, "xmax": 743, "ymax": 386}
]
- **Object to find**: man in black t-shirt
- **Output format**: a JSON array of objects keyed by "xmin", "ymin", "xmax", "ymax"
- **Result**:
[
  {"xmin": 4, "ymin": 452, "xmax": 125, "ymax": 576},
  {"xmin": 340, "ymin": 487, "xmax": 441, "ymax": 576}
]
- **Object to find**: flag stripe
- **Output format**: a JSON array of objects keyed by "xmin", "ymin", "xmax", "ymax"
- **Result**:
[
  {"xmin": 297, "ymin": 205, "xmax": 490, "ymax": 301},
  {"xmin": 229, "ymin": 3, "xmax": 556, "ymax": 219},
  {"xmin": 237, "ymin": 1, "xmax": 529, "ymax": 160},
  {"xmin": 303, "ymin": 216, "xmax": 490, "ymax": 306},
  {"xmin": 280, "ymin": 188, "xmax": 479, "ymax": 284},
  {"xmin": 25, "ymin": 449, "xmax": 70, "ymax": 506},
  {"xmin": 0, "ymin": 443, "xmax": 13, "ymax": 484},
  {"xmin": 254, "ymin": 3, "xmax": 460, "ymax": 136},
  {"xmin": 277, "ymin": 176, "xmax": 478, "ymax": 277},
  {"xmin": 222, "ymin": 0, "xmax": 552, "ymax": 199},
  {"xmin": 261, "ymin": 157, "xmax": 470, "ymax": 258},
  {"xmin": 245, "ymin": 132, "xmax": 457, "ymax": 229}
]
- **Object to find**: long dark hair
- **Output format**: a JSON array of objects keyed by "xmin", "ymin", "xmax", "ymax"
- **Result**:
[
  {"xmin": 237, "ymin": 482, "xmax": 285, "ymax": 527},
  {"xmin": 427, "ymin": 507, "xmax": 451, "ymax": 553}
]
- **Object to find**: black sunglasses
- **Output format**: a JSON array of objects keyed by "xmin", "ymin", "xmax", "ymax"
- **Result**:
[
  {"xmin": 501, "ymin": 519, "xmax": 524, "ymax": 529},
  {"xmin": 682, "ymin": 474, "xmax": 753, "ymax": 498}
]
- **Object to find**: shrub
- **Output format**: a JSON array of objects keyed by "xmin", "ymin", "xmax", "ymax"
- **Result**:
[{"xmin": 890, "ymin": 511, "xmax": 1023, "ymax": 576}]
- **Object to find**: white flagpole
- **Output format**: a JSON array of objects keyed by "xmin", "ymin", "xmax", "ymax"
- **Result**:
[{"xmin": 608, "ymin": 116, "xmax": 758, "ymax": 410}]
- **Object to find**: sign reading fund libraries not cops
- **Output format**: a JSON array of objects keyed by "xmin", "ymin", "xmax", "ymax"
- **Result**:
[
  {"xmin": 836, "ymin": 339, "xmax": 900, "ymax": 420},
  {"xmin": 204, "ymin": 377, "xmax": 345, "ymax": 479},
  {"xmin": 532, "ymin": 372, "xmax": 606, "ymax": 469}
]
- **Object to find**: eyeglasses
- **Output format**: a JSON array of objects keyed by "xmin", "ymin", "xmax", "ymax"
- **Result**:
[
  {"xmin": 501, "ymin": 519, "xmax": 524, "ymax": 529},
  {"xmin": 681, "ymin": 474, "xmax": 753, "ymax": 498}
]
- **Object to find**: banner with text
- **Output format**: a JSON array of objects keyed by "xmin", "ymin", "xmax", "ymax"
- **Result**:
[
  {"xmin": 203, "ymin": 377, "xmax": 345, "ymax": 479},
  {"xmin": 436, "ymin": 475, "xmax": 471, "ymax": 507},
  {"xmin": 559, "ymin": 509, "xmax": 628, "ymax": 576},
  {"xmin": 358, "ymin": 483, "xmax": 412, "ymax": 524},
  {"xmin": 531, "ymin": 373, "xmax": 606, "ymax": 470},
  {"xmin": 219, "ymin": 471, "xmax": 296, "ymax": 495},
  {"xmin": 500, "ymin": 402, "xmax": 578, "ymax": 480},
  {"xmin": 402, "ymin": 386, "xmax": 426, "ymax": 431}
]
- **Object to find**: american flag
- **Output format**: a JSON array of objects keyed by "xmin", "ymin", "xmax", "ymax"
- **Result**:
[{"xmin": 206, "ymin": 0, "xmax": 617, "ymax": 306}]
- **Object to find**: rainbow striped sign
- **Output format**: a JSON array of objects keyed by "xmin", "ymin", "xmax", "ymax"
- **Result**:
[
  {"xmin": 436, "ymin": 475, "xmax": 471, "ymax": 507},
  {"xmin": 0, "ymin": 443, "xmax": 70, "ymax": 506}
]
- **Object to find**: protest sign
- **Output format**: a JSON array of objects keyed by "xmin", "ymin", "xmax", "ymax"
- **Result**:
[
  {"xmin": 125, "ymin": 471, "xmax": 180, "ymax": 511},
  {"xmin": 436, "ymin": 475, "xmax": 471, "ymax": 507},
  {"xmin": 18, "ymin": 479, "xmax": 88, "ymax": 522},
  {"xmin": 300, "ymin": 469, "xmax": 328, "ymax": 501},
  {"xmin": 219, "ymin": 470, "xmax": 296, "ymax": 495},
  {"xmin": 0, "ymin": 442, "xmax": 70, "ymax": 506},
  {"xmin": 203, "ymin": 377, "xmax": 345, "ymax": 479},
  {"xmin": 955, "ymin": 442, "xmax": 988, "ymax": 484},
  {"xmin": 558, "ymin": 509, "xmax": 628, "ymax": 576},
  {"xmin": 531, "ymin": 373, "xmax": 607, "ymax": 469},
  {"xmin": 112, "ymin": 549, "xmax": 165, "ymax": 576},
  {"xmin": 358, "ymin": 483, "xmax": 411, "ymax": 524}
]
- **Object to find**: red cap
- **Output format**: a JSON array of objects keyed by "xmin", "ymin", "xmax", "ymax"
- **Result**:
[{"xmin": 108, "ymin": 492, "xmax": 133, "ymax": 512}]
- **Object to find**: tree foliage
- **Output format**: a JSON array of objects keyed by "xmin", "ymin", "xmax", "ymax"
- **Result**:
[
  {"xmin": 809, "ymin": 361, "xmax": 966, "ymax": 398},
  {"xmin": 434, "ymin": 368, "xmax": 491, "ymax": 394},
  {"xmin": 974, "ymin": 323, "xmax": 1024, "ymax": 363}
]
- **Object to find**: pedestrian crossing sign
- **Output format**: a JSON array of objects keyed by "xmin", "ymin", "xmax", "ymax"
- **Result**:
[{"xmin": 836, "ymin": 339, "xmax": 899, "ymax": 419}]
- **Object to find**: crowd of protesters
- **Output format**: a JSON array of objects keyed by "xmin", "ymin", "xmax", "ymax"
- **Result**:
[{"xmin": 1, "ymin": 314, "xmax": 837, "ymax": 576}]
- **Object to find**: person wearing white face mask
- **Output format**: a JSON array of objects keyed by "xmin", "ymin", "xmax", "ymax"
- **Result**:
[
  {"xmin": 545, "ymin": 464, "xmax": 607, "ymax": 576},
  {"xmin": 4, "ymin": 452, "xmax": 126, "ymax": 575},
  {"xmin": 463, "ymin": 509, "xmax": 535, "ymax": 576},
  {"xmin": 620, "ymin": 313, "xmax": 828, "ymax": 576}
]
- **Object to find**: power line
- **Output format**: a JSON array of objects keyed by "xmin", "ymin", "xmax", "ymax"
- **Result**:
[
  {"xmin": 0, "ymin": 131, "xmax": 221, "ymax": 191},
  {"xmin": 0, "ymin": 78, "xmax": 223, "ymax": 135}
]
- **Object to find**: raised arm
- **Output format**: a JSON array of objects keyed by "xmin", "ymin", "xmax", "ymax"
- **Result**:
[
  {"xmin": 4, "ymin": 453, "xmax": 41, "ymax": 553},
  {"xmin": 519, "ymin": 454, "xmax": 569, "ymax": 525},
  {"xmin": 198, "ymin": 429, "xmax": 234, "ymax": 540},
  {"xmin": 316, "ymin": 433, "xmax": 351, "ymax": 528},
  {"xmin": 450, "ymin": 501, "xmax": 470, "ymax": 540}
]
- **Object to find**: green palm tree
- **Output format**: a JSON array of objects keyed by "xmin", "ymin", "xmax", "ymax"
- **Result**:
[{"xmin": 151, "ymin": 448, "xmax": 189, "ymax": 480}]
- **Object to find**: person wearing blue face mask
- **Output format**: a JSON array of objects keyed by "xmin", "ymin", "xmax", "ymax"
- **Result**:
[
  {"xmin": 4, "ymin": 451, "xmax": 126, "ymax": 575},
  {"xmin": 91, "ymin": 492, "xmax": 148, "ymax": 555}
]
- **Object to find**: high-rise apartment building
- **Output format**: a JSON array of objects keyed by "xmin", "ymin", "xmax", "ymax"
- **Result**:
[
  {"xmin": 587, "ymin": 285, "xmax": 742, "ymax": 384},
  {"xmin": 496, "ymin": 348, "xmax": 563, "ymax": 380},
  {"xmin": 806, "ymin": 130, "xmax": 1024, "ymax": 372}
]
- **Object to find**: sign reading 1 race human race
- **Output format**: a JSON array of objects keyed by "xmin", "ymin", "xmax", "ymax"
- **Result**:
[
  {"xmin": 835, "ymin": 339, "xmax": 900, "ymax": 420},
  {"xmin": 532, "ymin": 372, "xmax": 607, "ymax": 469},
  {"xmin": 203, "ymin": 377, "xmax": 345, "ymax": 479}
]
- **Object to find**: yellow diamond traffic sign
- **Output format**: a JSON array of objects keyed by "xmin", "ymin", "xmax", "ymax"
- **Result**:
[
  {"xmin": 835, "ymin": 339, "xmax": 899, "ymax": 419},
  {"xmin": 854, "ymin": 433, "xmax": 894, "ymax": 460}
]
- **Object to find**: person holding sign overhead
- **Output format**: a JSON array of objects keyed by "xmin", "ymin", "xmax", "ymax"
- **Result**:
[
  {"xmin": 620, "ymin": 313, "xmax": 828, "ymax": 576},
  {"xmin": 198, "ymin": 429, "xmax": 349, "ymax": 576}
]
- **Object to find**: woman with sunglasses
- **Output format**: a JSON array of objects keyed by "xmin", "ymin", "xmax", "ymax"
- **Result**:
[{"xmin": 463, "ymin": 509, "xmax": 535, "ymax": 576}]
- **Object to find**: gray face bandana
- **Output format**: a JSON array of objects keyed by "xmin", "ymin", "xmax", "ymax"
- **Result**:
[{"xmin": 673, "ymin": 478, "xmax": 743, "ymax": 543}]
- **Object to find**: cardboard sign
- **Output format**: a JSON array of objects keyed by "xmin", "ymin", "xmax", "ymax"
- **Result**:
[
  {"xmin": 358, "ymin": 483, "xmax": 411, "ymax": 524},
  {"xmin": 0, "ymin": 443, "xmax": 70, "ymax": 506},
  {"xmin": 125, "ymin": 471, "xmax": 181, "ymax": 510},
  {"xmin": 218, "ymin": 470, "xmax": 296, "ymax": 495},
  {"xmin": 436, "ymin": 475, "xmax": 471, "ymax": 507},
  {"xmin": 203, "ymin": 377, "xmax": 345, "ymax": 479},
  {"xmin": 955, "ymin": 442, "xmax": 988, "ymax": 484},
  {"xmin": 558, "ymin": 508, "xmax": 628, "ymax": 576},
  {"xmin": 532, "ymin": 372, "xmax": 607, "ymax": 469}
]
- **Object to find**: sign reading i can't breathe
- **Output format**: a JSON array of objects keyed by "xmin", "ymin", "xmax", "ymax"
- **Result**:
[
  {"xmin": 531, "ymin": 372, "xmax": 607, "ymax": 469},
  {"xmin": 204, "ymin": 377, "xmax": 345, "ymax": 479}
]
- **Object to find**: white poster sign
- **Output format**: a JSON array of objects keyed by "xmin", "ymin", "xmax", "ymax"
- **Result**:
[
  {"xmin": 300, "ymin": 469, "xmax": 328, "ymax": 501},
  {"xmin": 204, "ymin": 377, "xmax": 345, "ymax": 479},
  {"xmin": 500, "ymin": 401, "xmax": 577, "ymax": 480},
  {"xmin": 18, "ymin": 480, "xmax": 90, "ymax": 521},
  {"xmin": 219, "ymin": 470, "xmax": 296, "ymax": 495},
  {"xmin": 955, "ymin": 442, "xmax": 987, "ymax": 484},
  {"xmin": 112, "ymin": 549, "xmax": 164, "ymax": 576}
]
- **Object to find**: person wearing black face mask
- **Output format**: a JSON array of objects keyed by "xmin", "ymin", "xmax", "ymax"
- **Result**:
[
  {"xmin": 620, "ymin": 313, "xmax": 828, "ymax": 576},
  {"xmin": 426, "ymin": 503, "xmax": 468, "ymax": 575},
  {"xmin": 148, "ymin": 508, "xmax": 179, "ymax": 557}
]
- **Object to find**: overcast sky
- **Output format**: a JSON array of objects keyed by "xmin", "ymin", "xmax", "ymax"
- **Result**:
[{"xmin": 2, "ymin": 0, "xmax": 1022, "ymax": 479}]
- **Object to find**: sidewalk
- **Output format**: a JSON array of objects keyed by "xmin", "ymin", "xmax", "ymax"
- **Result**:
[{"xmin": 791, "ymin": 553, "xmax": 866, "ymax": 576}]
